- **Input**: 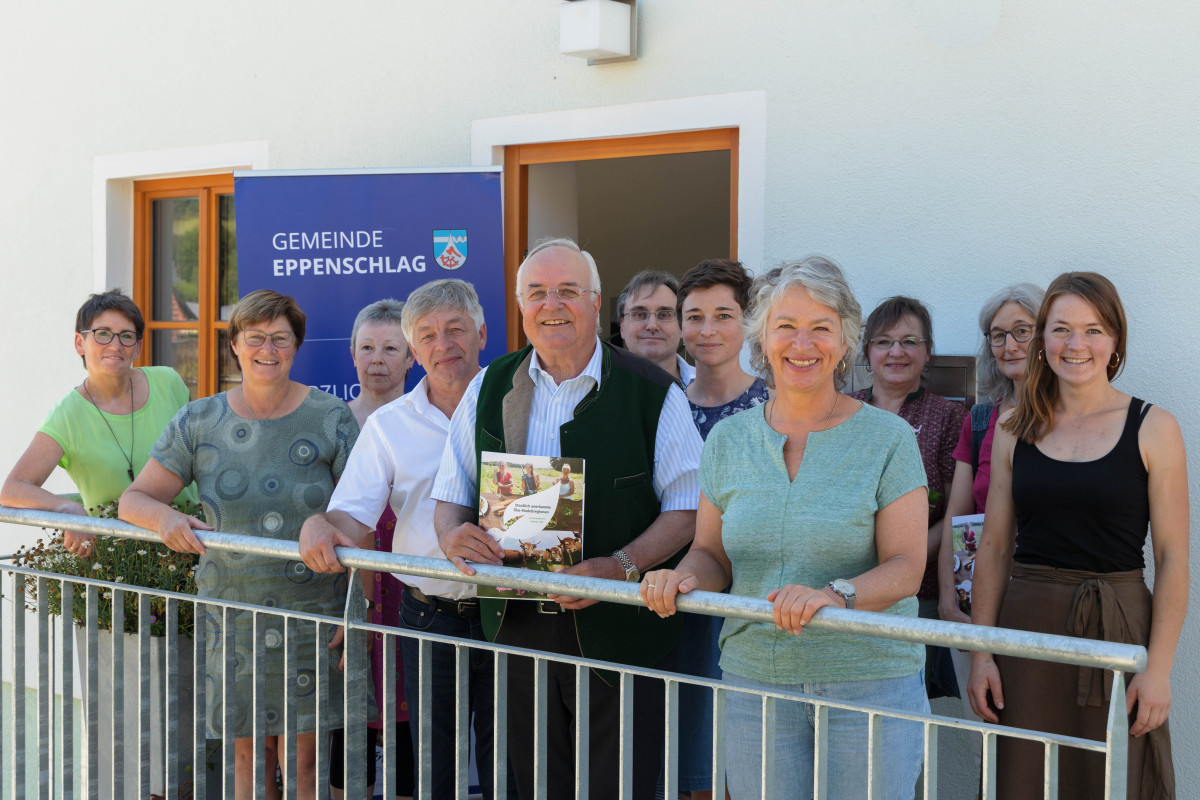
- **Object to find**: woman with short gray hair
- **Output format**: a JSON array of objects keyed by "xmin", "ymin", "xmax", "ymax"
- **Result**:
[{"xmin": 642, "ymin": 256, "xmax": 929, "ymax": 799}]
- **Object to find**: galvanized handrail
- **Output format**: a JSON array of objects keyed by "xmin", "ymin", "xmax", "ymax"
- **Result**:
[{"xmin": 0, "ymin": 505, "xmax": 1148, "ymax": 673}]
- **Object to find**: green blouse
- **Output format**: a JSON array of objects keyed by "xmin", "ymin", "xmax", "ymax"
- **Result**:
[{"xmin": 700, "ymin": 401, "xmax": 927, "ymax": 684}]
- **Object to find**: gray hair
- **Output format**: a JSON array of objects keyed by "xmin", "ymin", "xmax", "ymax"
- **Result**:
[
  {"xmin": 744, "ymin": 255, "xmax": 861, "ymax": 390},
  {"xmin": 515, "ymin": 237, "xmax": 602, "ymax": 305},
  {"xmin": 350, "ymin": 298, "xmax": 405, "ymax": 353},
  {"xmin": 976, "ymin": 282, "xmax": 1045, "ymax": 405},
  {"xmin": 617, "ymin": 270, "xmax": 679, "ymax": 318},
  {"xmin": 400, "ymin": 279, "xmax": 486, "ymax": 344}
]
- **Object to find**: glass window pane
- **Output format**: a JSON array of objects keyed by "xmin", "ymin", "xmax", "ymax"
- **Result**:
[
  {"xmin": 152, "ymin": 329, "xmax": 199, "ymax": 401},
  {"xmin": 218, "ymin": 194, "xmax": 238, "ymax": 321},
  {"xmin": 218, "ymin": 329, "xmax": 242, "ymax": 394},
  {"xmin": 151, "ymin": 197, "xmax": 201, "ymax": 322}
]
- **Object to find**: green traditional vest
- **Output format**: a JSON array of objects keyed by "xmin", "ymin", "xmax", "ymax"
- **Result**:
[{"xmin": 474, "ymin": 342, "xmax": 685, "ymax": 672}]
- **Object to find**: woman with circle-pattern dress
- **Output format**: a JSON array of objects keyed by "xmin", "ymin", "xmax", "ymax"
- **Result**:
[{"xmin": 120, "ymin": 289, "xmax": 359, "ymax": 800}]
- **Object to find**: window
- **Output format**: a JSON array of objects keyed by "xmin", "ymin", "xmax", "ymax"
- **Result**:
[{"xmin": 133, "ymin": 174, "xmax": 239, "ymax": 399}]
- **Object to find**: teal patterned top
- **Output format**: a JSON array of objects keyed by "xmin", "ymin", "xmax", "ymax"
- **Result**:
[
  {"xmin": 700, "ymin": 402, "xmax": 927, "ymax": 684},
  {"xmin": 152, "ymin": 387, "xmax": 361, "ymax": 737}
]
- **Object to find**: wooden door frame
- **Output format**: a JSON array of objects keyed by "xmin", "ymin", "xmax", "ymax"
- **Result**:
[{"xmin": 502, "ymin": 128, "xmax": 739, "ymax": 350}]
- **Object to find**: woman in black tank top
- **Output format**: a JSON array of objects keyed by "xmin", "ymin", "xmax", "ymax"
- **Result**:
[{"xmin": 965, "ymin": 272, "xmax": 1188, "ymax": 800}]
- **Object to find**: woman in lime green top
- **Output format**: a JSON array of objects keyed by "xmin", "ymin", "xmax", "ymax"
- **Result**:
[{"xmin": 1, "ymin": 290, "xmax": 195, "ymax": 554}]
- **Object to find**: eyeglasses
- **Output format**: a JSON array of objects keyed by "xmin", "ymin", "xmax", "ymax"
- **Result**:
[
  {"xmin": 521, "ymin": 287, "xmax": 597, "ymax": 304},
  {"xmin": 869, "ymin": 336, "xmax": 928, "ymax": 351},
  {"xmin": 987, "ymin": 325, "xmax": 1034, "ymax": 347},
  {"xmin": 81, "ymin": 329, "xmax": 139, "ymax": 347},
  {"xmin": 624, "ymin": 309, "xmax": 677, "ymax": 323},
  {"xmin": 242, "ymin": 330, "xmax": 296, "ymax": 349}
]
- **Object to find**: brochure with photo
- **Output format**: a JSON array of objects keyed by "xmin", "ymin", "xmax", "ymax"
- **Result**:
[
  {"xmin": 950, "ymin": 513, "xmax": 984, "ymax": 614},
  {"xmin": 477, "ymin": 452, "xmax": 584, "ymax": 600}
]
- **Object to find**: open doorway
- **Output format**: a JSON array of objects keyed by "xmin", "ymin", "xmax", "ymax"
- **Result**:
[{"xmin": 502, "ymin": 129, "xmax": 739, "ymax": 349}]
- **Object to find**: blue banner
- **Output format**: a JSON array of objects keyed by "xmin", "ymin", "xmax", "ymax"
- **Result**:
[{"xmin": 234, "ymin": 168, "xmax": 504, "ymax": 399}]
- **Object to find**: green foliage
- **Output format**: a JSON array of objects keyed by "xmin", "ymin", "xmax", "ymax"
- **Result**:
[{"xmin": 10, "ymin": 500, "xmax": 202, "ymax": 636}]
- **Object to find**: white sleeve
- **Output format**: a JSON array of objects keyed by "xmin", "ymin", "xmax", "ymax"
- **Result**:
[
  {"xmin": 327, "ymin": 413, "xmax": 395, "ymax": 530},
  {"xmin": 652, "ymin": 382, "xmax": 702, "ymax": 511},
  {"xmin": 430, "ymin": 368, "xmax": 487, "ymax": 508}
]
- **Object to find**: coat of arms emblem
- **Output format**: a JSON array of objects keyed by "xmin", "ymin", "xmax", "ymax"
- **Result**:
[{"xmin": 433, "ymin": 229, "xmax": 468, "ymax": 270}]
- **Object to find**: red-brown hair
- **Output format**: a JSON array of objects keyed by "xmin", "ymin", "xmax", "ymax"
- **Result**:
[{"xmin": 1004, "ymin": 272, "xmax": 1127, "ymax": 443}]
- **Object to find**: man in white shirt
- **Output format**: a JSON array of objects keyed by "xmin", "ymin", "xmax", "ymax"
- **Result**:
[
  {"xmin": 617, "ymin": 269, "xmax": 695, "ymax": 386},
  {"xmin": 298, "ymin": 279, "xmax": 507, "ymax": 800},
  {"xmin": 431, "ymin": 238, "xmax": 702, "ymax": 799}
]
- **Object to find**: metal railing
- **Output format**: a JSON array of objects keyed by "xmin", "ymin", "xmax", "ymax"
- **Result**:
[{"xmin": 0, "ymin": 506, "xmax": 1144, "ymax": 799}]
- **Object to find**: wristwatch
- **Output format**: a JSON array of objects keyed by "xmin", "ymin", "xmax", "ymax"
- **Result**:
[
  {"xmin": 612, "ymin": 549, "xmax": 640, "ymax": 582},
  {"xmin": 827, "ymin": 578, "xmax": 857, "ymax": 610}
]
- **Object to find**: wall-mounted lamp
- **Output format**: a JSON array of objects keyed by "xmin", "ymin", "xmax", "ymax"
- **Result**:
[{"xmin": 559, "ymin": 0, "xmax": 637, "ymax": 65}]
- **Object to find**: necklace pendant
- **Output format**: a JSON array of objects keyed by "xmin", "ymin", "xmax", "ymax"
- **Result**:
[{"xmin": 127, "ymin": 467, "xmax": 136, "ymax": 482}]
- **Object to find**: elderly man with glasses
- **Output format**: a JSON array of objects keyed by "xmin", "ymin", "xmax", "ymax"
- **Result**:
[
  {"xmin": 433, "ymin": 237, "xmax": 702, "ymax": 799},
  {"xmin": 617, "ymin": 269, "xmax": 696, "ymax": 386}
]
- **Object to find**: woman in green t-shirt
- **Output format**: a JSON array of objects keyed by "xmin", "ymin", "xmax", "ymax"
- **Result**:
[
  {"xmin": 641, "ymin": 258, "xmax": 930, "ymax": 800},
  {"xmin": 1, "ymin": 289, "xmax": 194, "ymax": 554}
]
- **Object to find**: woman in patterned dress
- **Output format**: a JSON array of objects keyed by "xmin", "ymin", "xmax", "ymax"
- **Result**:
[{"xmin": 120, "ymin": 290, "xmax": 359, "ymax": 800}]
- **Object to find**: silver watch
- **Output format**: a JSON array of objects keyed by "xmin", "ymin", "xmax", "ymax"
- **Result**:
[
  {"xmin": 612, "ymin": 549, "xmax": 640, "ymax": 582},
  {"xmin": 827, "ymin": 579, "xmax": 857, "ymax": 610}
]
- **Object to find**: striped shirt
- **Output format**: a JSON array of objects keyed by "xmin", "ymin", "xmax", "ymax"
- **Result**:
[{"xmin": 432, "ymin": 337, "xmax": 701, "ymax": 512}]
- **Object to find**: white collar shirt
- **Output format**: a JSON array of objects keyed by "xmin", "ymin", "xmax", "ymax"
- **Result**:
[
  {"xmin": 328, "ymin": 376, "xmax": 474, "ymax": 600},
  {"xmin": 677, "ymin": 354, "xmax": 696, "ymax": 388}
]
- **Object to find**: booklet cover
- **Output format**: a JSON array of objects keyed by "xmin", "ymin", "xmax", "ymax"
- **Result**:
[
  {"xmin": 477, "ymin": 452, "xmax": 584, "ymax": 600},
  {"xmin": 950, "ymin": 513, "xmax": 984, "ymax": 614}
]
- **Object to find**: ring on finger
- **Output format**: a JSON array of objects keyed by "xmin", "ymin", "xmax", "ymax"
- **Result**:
[{"xmin": 647, "ymin": 583, "xmax": 656, "ymax": 588}]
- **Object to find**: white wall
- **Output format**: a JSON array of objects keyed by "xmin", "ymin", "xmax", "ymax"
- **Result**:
[{"xmin": 2, "ymin": 0, "xmax": 1198, "ymax": 789}]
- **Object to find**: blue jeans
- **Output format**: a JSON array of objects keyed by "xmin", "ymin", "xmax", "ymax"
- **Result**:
[
  {"xmin": 723, "ymin": 670, "xmax": 928, "ymax": 800},
  {"xmin": 398, "ymin": 590, "xmax": 510, "ymax": 800}
]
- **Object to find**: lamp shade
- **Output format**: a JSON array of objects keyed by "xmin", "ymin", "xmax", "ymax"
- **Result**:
[{"xmin": 559, "ymin": 0, "xmax": 632, "ymax": 60}]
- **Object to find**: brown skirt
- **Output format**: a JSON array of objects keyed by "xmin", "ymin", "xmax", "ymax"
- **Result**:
[{"xmin": 994, "ymin": 562, "xmax": 1174, "ymax": 800}]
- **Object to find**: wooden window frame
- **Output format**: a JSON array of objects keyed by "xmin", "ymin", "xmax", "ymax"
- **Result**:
[
  {"xmin": 502, "ymin": 128, "xmax": 739, "ymax": 350},
  {"xmin": 133, "ymin": 173, "xmax": 235, "ymax": 398}
]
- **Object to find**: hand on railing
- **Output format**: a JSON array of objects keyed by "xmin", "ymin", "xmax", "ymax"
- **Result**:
[
  {"xmin": 546, "ymin": 556, "xmax": 626, "ymax": 610},
  {"xmin": 640, "ymin": 568, "xmax": 698, "ymax": 618},
  {"xmin": 300, "ymin": 514, "xmax": 359, "ymax": 573}
]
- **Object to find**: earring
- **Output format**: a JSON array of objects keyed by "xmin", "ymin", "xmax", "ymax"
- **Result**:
[
  {"xmin": 837, "ymin": 359, "xmax": 848, "ymax": 374},
  {"xmin": 1109, "ymin": 352, "xmax": 1120, "ymax": 368},
  {"xmin": 1037, "ymin": 350, "xmax": 1045, "ymax": 362},
  {"xmin": 753, "ymin": 353, "xmax": 767, "ymax": 372},
  {"xmin": 864, "ymin": 363, "xmax": 872, "ymax": 373}
]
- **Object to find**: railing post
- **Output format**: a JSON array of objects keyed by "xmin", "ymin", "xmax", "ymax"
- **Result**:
[
  {"xmin": 37, "ymin": 577, "xmax": 50, "ymax": 799},
  {"xmin": 1104, "ymin": 670, "xmax": 1129, "ymax": 800},
  {"xmin": 342, "ymin": 572, "xmax": 368, "ymax": 800},
  {"xmin": 573, "ymin": 662, "xmax": 588, "ymax": 800},
  {"xmin": 8, "ymin": 574, "xmax": 25, "ymax": 800},
  {"xmin": 281, "ymin": 615, "xmax": 297, "ymax": 800},
  {"xmin": 60, "ymin": 580, "xmax": 74, "ymax": 799},
  {"xmin": 618, "ymin": 671, "xmax": 634, "ymax": 800},
  {"xmin": 192, "ymin": 601, "xmax": 208, "ymax": 800},
  {"xmin": 663, "ymin": 678, "xmax": 679, "ymax": 800},
  {"xmin": 111, "ymin": 587, "xmax": 125, "ymax": 799},
  {"xmin": 711, "ymin": 686, "xmax": 726, "ymax": 799},
  {"xmin": 381, "ymin": 630, "xmax": 397, "ymax": 800},
  {"xmin": 493, "ymin": 651, "xmax": 509, "ymax": 800},
  {"xmin": 454, "ymin": 645, "xmax": 470, "ymax": 798},
  {"xmin": 84, "ymin": 584, "xmax": 98, "ymax": 798},
  {"xmin": 137, "ymin": 592, "xmax": 152, "ymax": 797},
  {"xmin": 164, "ymin": 597, "xmax": 180, "ymax": 799},
  {"xmin": 922, "ymin": 719, "xmax": 938, "ymax": 800}
]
